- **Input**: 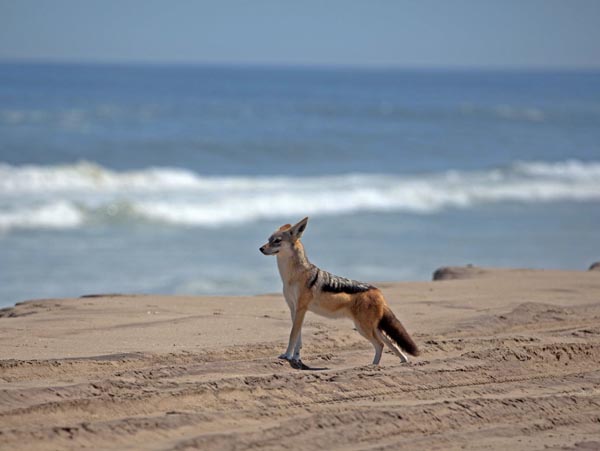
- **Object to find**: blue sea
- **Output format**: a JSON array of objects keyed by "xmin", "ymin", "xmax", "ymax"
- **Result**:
[{"xmin": 1, "ymin": 62, "xmax": 599, "ymax": 308}]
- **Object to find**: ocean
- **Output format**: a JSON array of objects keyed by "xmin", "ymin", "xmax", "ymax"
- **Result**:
[{"xmin": 1, "ymin": 62, "xmax": 599, "ymax": 308}]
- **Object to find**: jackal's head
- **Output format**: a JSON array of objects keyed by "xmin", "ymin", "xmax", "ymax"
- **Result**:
[{"xmin": 259, "ymin": 217, "xmax": 308, "ymax": 256}]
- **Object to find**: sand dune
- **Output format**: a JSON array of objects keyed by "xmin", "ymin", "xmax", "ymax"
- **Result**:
[{"xmin": 1, "ymin": 267, "xmax": 600, "ymax": 450}]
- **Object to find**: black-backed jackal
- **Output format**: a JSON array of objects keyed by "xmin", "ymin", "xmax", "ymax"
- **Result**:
[{"xmin": 260, "ymin": 217, "xmax": 419, "ymax": 365}]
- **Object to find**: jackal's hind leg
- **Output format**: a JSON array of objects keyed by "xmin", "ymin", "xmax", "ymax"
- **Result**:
[
  {"xmin": 376, "ymin": 329, "xmax": 409, "ymax": 363},
  {"xmin": 371, "ymin": 339, "xmax": 384, "ymax": 365},
  {"xmin": 355, "ymin": 321, "xmax": 385, "ymax": 365}
]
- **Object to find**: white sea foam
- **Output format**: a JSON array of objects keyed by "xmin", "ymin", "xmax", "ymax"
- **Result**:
[
  {"xmin": 0, "ymin": 160, "xmax": 599, "ymax": 231},
  {"xmin": 513, "ymin": 159, "xmax": 600, "ymax": 178},
  {"xmin": 0, "ymin": 161, "xmax": 206, "ymax": 193},
  {"xmin": 0, "ymin": 201, "xmax": 84, "ymax": 231}
]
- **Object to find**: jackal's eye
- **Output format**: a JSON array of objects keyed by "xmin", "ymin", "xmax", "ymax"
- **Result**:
[{"xmin": 272, "ymin": 237, "xmax": 282, "ymax": 245}]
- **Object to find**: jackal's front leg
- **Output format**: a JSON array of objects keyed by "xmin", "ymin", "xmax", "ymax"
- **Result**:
[
  {"xmin": 279, "ymin": 307, "xmax": 307, "ymax": 362},
  {"xmin": 286, "ymin": 309, "xmax": 303, "ymax": 360}
]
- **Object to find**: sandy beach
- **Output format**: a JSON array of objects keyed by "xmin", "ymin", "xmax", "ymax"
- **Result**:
[{"xmin": 1, "ymin": 267, "xmax": 600, "ymax": 450}]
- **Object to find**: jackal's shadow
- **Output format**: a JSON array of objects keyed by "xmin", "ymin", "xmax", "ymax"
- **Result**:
[{"xmin": 285, "ymin": 359, "xmax": 328, "ymax": 371}]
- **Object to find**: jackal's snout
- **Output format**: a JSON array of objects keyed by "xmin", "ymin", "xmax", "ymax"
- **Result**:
[{"xmin": 259, "ymin": 243, "xmax": 278, "ymax": 255}]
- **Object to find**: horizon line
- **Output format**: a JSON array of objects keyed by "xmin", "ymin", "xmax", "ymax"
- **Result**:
[{"xmin": 2, "ymin": 56, "xmax": 600, "ymax": 73}]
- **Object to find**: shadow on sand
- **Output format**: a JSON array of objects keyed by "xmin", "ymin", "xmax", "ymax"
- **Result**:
[{"xmin": 285, "ymin": 359, "xmax": 329, "ymax": 371}]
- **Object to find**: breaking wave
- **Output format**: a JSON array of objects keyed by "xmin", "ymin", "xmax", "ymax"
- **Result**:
[{"xmin": 1, "ymin": 159, "xmax": 599, "ymax": 231}]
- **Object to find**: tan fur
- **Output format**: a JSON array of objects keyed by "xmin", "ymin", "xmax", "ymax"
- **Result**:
[{"xmin": 260, "ymin": 217, "xmax": 419, "ymax": 365}]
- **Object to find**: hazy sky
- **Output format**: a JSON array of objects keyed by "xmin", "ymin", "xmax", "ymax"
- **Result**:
[{"xmin": 1, "ymin": 0, "xmax": 599, "ymax": 68}]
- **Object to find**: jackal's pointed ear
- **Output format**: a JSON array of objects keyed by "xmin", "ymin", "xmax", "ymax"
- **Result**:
[
  {"xmin": 278, "ymin": 224, "xmax": 291, "ymax": 231},
  {"xmin": 289, "ymin": 217, "xmax": 309, "ymax": 240}
]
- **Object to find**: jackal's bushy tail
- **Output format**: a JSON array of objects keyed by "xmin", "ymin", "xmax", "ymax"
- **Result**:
[{"xmin": 378, "ymin": 308, "xmax": 420, "ymax": 356}]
